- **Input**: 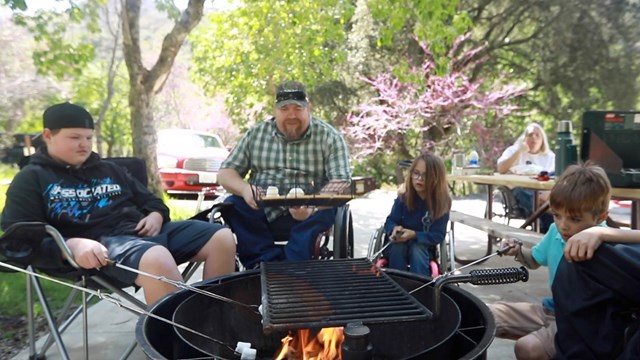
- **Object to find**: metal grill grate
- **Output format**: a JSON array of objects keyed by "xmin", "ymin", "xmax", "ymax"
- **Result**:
[{"xmin": 260, "ymin": 258, "xmax": 432, "ymax": 332}]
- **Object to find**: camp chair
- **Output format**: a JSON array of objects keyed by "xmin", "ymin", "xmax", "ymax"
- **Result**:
[
  {"xmin": 0, "ymin": 157, "xmax": 201, "ymax": 360},
  {"xmin": 485, "ymin": 185, "xmax": 529, "ymax": 226}
]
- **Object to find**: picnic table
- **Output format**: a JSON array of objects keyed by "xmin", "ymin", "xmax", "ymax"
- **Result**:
[
  {"xmin": 449, "ymin": 173, "xmax": 640, "ymax": 229},
  {"xmin": 447, "ymin": 173, "xmax": 640, "ymax": 264}
]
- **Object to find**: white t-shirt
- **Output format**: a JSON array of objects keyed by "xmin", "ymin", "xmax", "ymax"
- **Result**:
[{"xmin": 497, "ymin": 144, "xmax": 556, "ymax": 172}]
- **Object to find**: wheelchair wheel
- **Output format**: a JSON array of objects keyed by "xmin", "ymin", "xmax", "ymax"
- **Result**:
[
  {"xmin": 367, "ymin": 225, "xmax": 386, "ymax": 260},
  {"xmin": 439, "ymin": 236, "xmax": 452, "ymax": 274},
  {"xmin": 333, "ymin": 205, "xmax": 354, "ymax": 259}
]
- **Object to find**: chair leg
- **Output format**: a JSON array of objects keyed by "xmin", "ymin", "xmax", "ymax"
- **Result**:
[
  {"xmin": 26, "ymin": 272, "xmax": 38, "ymax": 360},
  {"xmin": 181, "ymin": 261, "xmax": 203, "ymax": 283},
  {"xmin": 29, "ymin": 270, "xmax": 71, "ymax": 360},
  {"xmin": 40, "ymin": 287, "xmax": 84, "ymax": 354},
  {"xmin": 81, "ymin": 277, "xmax": 89, "ymax": 359}
]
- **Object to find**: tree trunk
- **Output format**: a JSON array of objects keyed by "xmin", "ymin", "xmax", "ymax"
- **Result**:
[
  {"xmin": 128, "ymin": 87, "xmax": 163, "ymax": 193},
  {"xmin": 120, "ymin": 0, "xmax": 205, "ymax": 196}
]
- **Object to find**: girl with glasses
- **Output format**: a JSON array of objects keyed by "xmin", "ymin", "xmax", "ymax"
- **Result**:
[{"xmin": 383, "ymin": 152, "xmax": 452, "ymax": 275}]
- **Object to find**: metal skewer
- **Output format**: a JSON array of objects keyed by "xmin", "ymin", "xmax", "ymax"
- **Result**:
[
  {"xmin": 106, "ymin": 259, "xmax": 260, "ymax": 314},
  {"xmin": 369, "ymin": 240, "xmax": 393, "ymax": 261},
  {"xmin": 0, "ymin": 260, "xmax": 240, "ymax": 359}
]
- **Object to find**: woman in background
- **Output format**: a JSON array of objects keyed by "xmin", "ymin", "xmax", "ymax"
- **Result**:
[
  {"xmin": 497, "ymin": 123, "xmax": 555, "ymax": 174},
  {"xmin": 497, "ymin": 123, "xmax": 555, "ymax": 232},
  {"xmin": 383, "ymin": 152, "xmax": 451, "ymax": 276}
]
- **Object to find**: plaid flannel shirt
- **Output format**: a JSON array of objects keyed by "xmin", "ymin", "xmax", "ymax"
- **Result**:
[{"xmin": 221, "ymin": 117, "xmax": 351, "ymax": 221}]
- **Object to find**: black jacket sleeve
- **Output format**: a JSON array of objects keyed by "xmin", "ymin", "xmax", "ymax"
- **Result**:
[{"xmin": 1, "ymin": 167, "xmax": 66, "ymax": 268}]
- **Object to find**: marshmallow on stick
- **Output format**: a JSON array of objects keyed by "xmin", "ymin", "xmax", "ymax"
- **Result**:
[
  {"xmin": 287, "ymin": 187, "xmax": 305, "ymax": 197},
  {"xmin": 265, "ymin": 186, "xmax": 279, "ymax": 197}
]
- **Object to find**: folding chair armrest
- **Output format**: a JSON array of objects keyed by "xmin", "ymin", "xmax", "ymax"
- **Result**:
[{"xmin": 43, "ymin": 224, "xmax": 81, "ymax": 269}]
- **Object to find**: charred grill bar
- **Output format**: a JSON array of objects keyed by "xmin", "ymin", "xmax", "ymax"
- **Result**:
[{"xmin": 260, "ymin": 259, "xmax": 431, "ymax": 333}]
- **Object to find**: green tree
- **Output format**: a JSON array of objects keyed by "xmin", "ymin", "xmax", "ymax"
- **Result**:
[
  {"xmin": 4, "ymin": 0, "xmax": 208, "ymax": 195},
  {"xmin": 190, "ymin": 0, "xmax": 356, "ymax": 129},
  {"xmin": 463, "ymin": 0, "xmax": 640, "ymax": 124},
  {"xmin": 120, "ymin": 0, "xmax": 206, "ymax": 195},
  {"xmin": 367, "ymin": 0, "xmax": 470, "ymax": 69},
  {"xmin": 0, "ymin": 13, "xmax": 61, "ymax": 151}
]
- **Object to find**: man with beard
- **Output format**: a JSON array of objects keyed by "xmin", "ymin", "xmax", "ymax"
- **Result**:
[{"xmin": 217, "ymin": 80, "xmax": 351, "ymax": 269}]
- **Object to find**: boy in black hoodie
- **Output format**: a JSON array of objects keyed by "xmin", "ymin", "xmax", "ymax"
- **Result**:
[{"xmin": 1, "ymin": 102, "xmax": 236, "ymax": 305}]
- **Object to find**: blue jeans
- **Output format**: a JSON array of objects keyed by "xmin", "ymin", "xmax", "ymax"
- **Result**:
[
  {"xmin": 512, "ymin": 187, "xmax": 534, "ymax": 217},
  {"xmin": 387, "ymin": 241, "xmax": 432, "ymax": 276},
  {"xmin": 222, "ymin": 195, "xmax": 337, "ymax": 268}
]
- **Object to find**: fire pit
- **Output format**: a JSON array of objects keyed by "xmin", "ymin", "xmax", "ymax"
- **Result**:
[{"xmin": 136, "ymin": 261, "xmax": 507, "ymax": 360}]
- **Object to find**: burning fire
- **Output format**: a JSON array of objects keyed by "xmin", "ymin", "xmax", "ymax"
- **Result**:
[{"xmin": 275, "ymin": 327, "xmax": 345, "ymax": 360}]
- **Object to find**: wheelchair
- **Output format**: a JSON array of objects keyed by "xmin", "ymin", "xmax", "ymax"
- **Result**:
[
  {"xmin": 193, "ymin": 184, "xmax": 355, "ymax": 271},
  {"xmin": 365, "ymin": 160, "xmax": 454, "ymax": 276},
  {"xmin": 367, "ymin": 224, "xmax": 454, "ymax": 276}
]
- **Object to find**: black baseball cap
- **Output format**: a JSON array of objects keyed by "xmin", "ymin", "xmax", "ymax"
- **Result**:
[
  {"xmin": 43, "ymin": 102, "xmax": 94, "ymax": 130},
  {"xmin": 275, "ymin": 80, "xmax": 309, "ymax": 108}
]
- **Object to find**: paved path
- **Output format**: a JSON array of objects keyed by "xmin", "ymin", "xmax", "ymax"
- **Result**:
[{"xmin": 16, "ymin": 189, "xmax": 622, "ymax": 359}]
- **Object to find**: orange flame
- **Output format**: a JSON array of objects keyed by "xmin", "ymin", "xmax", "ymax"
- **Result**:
[{"xmin": 274, "ymin": 327, "xmax": 344, "ymax": 360}]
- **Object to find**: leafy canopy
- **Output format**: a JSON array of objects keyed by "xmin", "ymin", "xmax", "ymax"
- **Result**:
[{"xmin": 190, "ymin": 0, "xmax": 355, "ymax": 126}]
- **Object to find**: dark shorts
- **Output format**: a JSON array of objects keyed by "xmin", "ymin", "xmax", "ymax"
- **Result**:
[{"xmin": 98, "ymin": 220, "xmax": 225, "ymax": 287}]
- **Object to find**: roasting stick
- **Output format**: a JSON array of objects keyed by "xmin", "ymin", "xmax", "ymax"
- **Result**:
[
  {"xmin": 368, "ymin": 240, "xmax": 393, "ymax": 261},
  {"xmin": 408, "ymin": 242, "xmax": 517, "ymax": 295},
  {"xmin": 106, "ymin": 259, "xmax": 261, "ymax": 315},
  {"xmin": 0, "ymin": 260, "xmax": 240, "ymax": 359},
  {"xmin": 369, "ymin": 231, "xmax": 405, "ymax": 261}
]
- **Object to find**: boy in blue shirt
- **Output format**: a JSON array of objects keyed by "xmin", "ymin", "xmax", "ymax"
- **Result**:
[{"xmin": 489, "ymin": 163, "xmax": 612, "ymax": 360}]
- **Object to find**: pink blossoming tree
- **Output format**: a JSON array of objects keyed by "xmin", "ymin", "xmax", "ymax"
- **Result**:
[{"xmin": 344, "ymin": 33, "xmax": 527, "ymax": 169}]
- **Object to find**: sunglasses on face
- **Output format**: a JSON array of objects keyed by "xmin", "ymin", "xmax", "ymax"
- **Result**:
[{"xmin": 275, "ymin": 90, "xmax": 308, "ymax": 103}]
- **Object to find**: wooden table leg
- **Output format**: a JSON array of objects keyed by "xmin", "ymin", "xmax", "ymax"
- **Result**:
[
  {"xmin": 632, "ymin": 200, "xmax": 639, "ymax": 230},
  {"xmin": 532, "ymin": 190, "xmax": 540, "ymax": 232},
  {"xmin": 486, "ymin": 184, "xmax": 494, "ymax": 220}
]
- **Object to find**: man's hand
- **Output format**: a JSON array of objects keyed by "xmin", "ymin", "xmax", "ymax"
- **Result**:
[
  {"xmin": 66, "ymin": 238, "xmax": 109, "ymax": 269},
  {"xmin": 135, "ymin": 211, "xmax": 163, "ymax": 237},
  {"xmin": 564, "ymin": 227, "xmax": 604, "ymax": 262},
  {"xmin": 289, "ymin": 206, "xmax": 315, "ymax": 221},
  {"xmin": 242, "ymin": 184, "xmax": 261, "ymax": 210}
]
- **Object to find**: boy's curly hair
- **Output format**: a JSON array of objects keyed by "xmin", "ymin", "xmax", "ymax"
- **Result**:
[{"xmin": 550, "ymin": 162, "xmax": 611, "ymax": 217}]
